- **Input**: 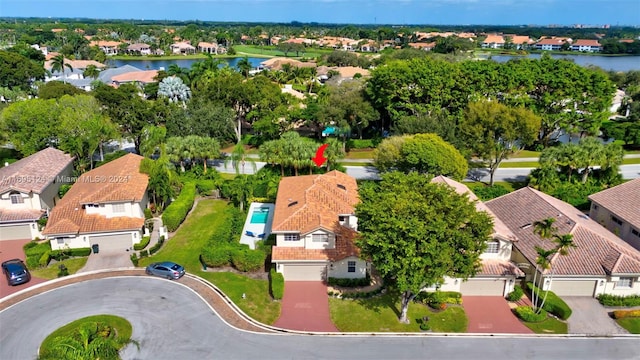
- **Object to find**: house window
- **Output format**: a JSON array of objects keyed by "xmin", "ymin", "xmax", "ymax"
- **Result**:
[
  {"xmin": 485, "ymin": 241, "xmax": 500, "ymax": 254},
  {"xmin": 112, "ymin": 203, "xmax": 125, "ymax": 213},
  {"xmin": 593, "ymin": 204, "xmax": 599, "ymax": 210},
  {"xmin": 10, "ymin": 192, "xmax": 23, "ymax": 204},
  {"xmin": 616, "ymin": 277, "xmax": 633, "ymax": 288},
  {"xmin": 632, "ymin": 229, "xmax": 640, "ymax": 238},
  {"xmin": 284, "ymin": 234, "xmax": 299, "ymax": 242},
  {"xmin": 611, "ymin": 216, "xmax": 623, "ymax": 226},
  {"xmin": 56, "ymin": 238, "xmax": 65, "ymax": 245},
  {"xmin": 312, "ymin": 234, "xmax": 328, "ymax": 243},
  {"xmin": 339, "ymin": 216, "xmax": 347, "ymax": 222},
  {"xmin": 348, "ymin": 261, "xmax": 356, "ymax": 273}
]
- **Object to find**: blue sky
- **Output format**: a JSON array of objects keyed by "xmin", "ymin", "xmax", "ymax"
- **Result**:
[{"xmin": 1, "ymin": 0, "xmax": 639, "ymax": 26}]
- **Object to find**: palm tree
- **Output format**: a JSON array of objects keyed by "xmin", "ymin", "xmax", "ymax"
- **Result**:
[
  {"xmin": 82, "ymin": 64, "xmax": 100, "ymax": 79},
  {"xmin": 237, "ymin": 56, "xmax": 252, "ymax": 79},
  {"xmin": 39, "ymin": 322, "xmax": 137, "ymax": 360},
  {"xmin": 532, "ymin": 246, "xmax": 556, "ymax": 313},
  {"xmin": 537, "ymin": 233, "xmax": 576, "ymax": 312},
  {"xmin": 533, "ymin": 218, "xmax": 557, "ymax": 239},
  {"xmin": 50, "ymin": 54, "xmax": 73, "ymax": 83},
  {"xmin": 225, "ymin": 143, "xmax": 256, "ymax": 174},
  {"xmin": 158, "ymin": 76, "xmax": 191, "ymax": 104}
]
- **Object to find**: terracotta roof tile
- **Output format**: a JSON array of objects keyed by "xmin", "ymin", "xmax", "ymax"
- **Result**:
[
  {"xmin": 0, "ymin": 148, "xmax": 74, "ymax": 195},
  {"xmin": 572, "ymin": 39, "xmax": 601, "ymax": 47},
  {"xmin": 111, "ymin": 70, "xmax": 158, "ymax": 84},
  {"xmin": 43, "ymin": 154, "xmax": 147, "ymax": 236},
  {"xmin": 272, "ymin": 226, "xmax": 360, "ymax": 261},
  {"xmin": 485, "ymin": 187, "xmax": 640, "ymax": 276},
  {"xmin": 0, "ymin": 209, "xmax": 44, "ymax": 222},
  {"xmin": 589, "ymin": 178, "xmax": 640, "ymax": 228},
  {"xmin": 478, "ymin": 260, "xmax": 525, "ymax": 277}
]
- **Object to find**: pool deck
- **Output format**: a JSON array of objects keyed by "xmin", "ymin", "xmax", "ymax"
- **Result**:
[{"xmin": 240, "ymin": 202, "xmax": 275, "ymax": 249}]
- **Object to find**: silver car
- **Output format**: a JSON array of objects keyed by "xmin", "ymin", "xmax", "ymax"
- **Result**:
[{"xmin": 145, "ymin": 262, "xmax": 185, "ymax": 280}]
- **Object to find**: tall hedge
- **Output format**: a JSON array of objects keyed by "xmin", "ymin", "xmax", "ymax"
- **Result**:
[
  {"xmin": 527, "ymin": 282, "xmax": 572, "ymax": 320},
  {"xmin": 231, "ymin": 247, "xmax": 265, "ymax": 272},
  {"xmin": 162, "ymin": 182, "xmax": 196, "ymax": 232},
  {"xmin": 269, "ymin": 268, "xmax": 284, "ymax": 300}
]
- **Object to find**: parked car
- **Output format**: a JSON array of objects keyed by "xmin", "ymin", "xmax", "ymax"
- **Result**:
[
  {"xmin": 2, "ymin": 259, "xmax": 31, "ymax": 286},
  {"xmin": 145, "ymin": 262, "xmax": 185, "ymax": 280}
]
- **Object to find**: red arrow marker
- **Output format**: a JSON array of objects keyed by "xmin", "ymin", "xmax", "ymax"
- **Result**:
[{"xmin": 312, "ymin": 143, "xmax": 329, "ymax": 167}]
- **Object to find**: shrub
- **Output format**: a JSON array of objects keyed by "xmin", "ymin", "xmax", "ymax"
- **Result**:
[
  {"xmin": 195, "ymin": 180, "xmax": 218, "ymax": 196},
  {"xmin": 597, "ymin": 294, "xmax": 640, "ymax": 307},
  {"xmin": 347, "ymin": 139, "xmax": 378, "ymax": 150},
  {"xmin": 527, "ymin": 282, "xmax": 572, "ymax": 320},
  {"xmin": 57, "ymin": 266, "xmax": 69, "ymax": 277},
  {"xmin": 23, "ymin": 241, "xmax": 38, "ymax": 250},
  {"xmin": 327, "ymin": 275, "xmax": 371, "ymax": 287},
  {"xmin": 133, "ymin": 236, "xmax": 151, "ymax": 250},
  {"xmin": 50, "ymin": 247, "xmax": 91, "ymax": 259},
  {"xmin": 269, "ymin": 268, "xmax": 285, "ymax": 300},
  {"xmin": 420, "ymin": 322, "xmax": 431, "ymax": 331},
  {"xmin": 162, "ymin": 182, "xmax": 196, "ymax": 232},
  {"xmin": 472, "ymin": 184, "xmax": 510, "ymax": 201},
  {"xmin": 415, "ymin": 291, "xmax": 463, "ymax": 306},
  {"xmin": 139, "ymin": 250, "xmax": 149, "ymax": 258},
  {"xmin": 144, "ymin": 208, "xmax": 153, "ymax": 220},
  {"xmin": 39, "ymin": 251, "xmax": 51, "ymax": 268},
  {"xmin": 612, "ymin": 310, "xmax": 640, "ymax": 319},
  {"xmin": 130, "ymin": 253, "xmax": 139, "ymax": 267},
  {"xmin": 24, "ymin": 241, "xmax": 50, "ymax": 256},
  {"xmin": 507, "ymin": 285, "xmax": 524, "ymax": 302},
  {"xmin": 514, "ymin": 306, "xmax": 548, "ymax": 323},
  {"xmin": 149, "ymin": 236, "xmax": 165, "ymax": 255},
  {"xmin": 201, "ymin": 244, "xmax": 235, "ymax": 267},
  {"xmin": 231, "ymin": 248, "xmax": 265, "ymax": 272}
]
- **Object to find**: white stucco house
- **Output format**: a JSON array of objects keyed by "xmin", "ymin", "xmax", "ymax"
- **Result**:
[
  {"xmin": 271, "ymin": 170, "xmax": 367, "ymax": 281},
  {"xmin": 486, "ymin": 187, "xmax": 640, "ymax": 297},
  {"xmin": 589, "ymin": 178, "xmax": 640, "ymax": 251},
  {"xmin": 0, "ymin": 148, "xmax": 74, "ymax": 241},
  {"xmin": 427, "ymin": 176, "xmax": 524, "ymax": 296},
  {"xmin": 42, "ymin": 153, "xmax": 149, "ymax": 252}
]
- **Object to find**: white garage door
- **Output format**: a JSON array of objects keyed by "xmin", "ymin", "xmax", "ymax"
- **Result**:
[
  {"xmin": 89, "ymin": 233, "xmax": 134, "ymax": 252},
  {"xmin": 283, "ymin": 264, "xmax": 327, "ymax": 281},
  {"xmin": 551, "ymin": 280, "xmax": 597, "ymax": 297},
  {"xmin": 0, "ymin": 224, "xmax": 32, "ymax": 241},
  {"xmin": 460, "ymin": 279, "xmax": 506, "ymax": 296}
]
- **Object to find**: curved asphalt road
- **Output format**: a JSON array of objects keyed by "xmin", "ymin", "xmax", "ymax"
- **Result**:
[{"xmin": 1, "ymin": 277, "xmax": 639, "ymax": 360}]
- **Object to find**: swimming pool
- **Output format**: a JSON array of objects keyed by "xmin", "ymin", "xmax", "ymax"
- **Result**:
[{"xmin": 250, "ymin": 207, "xmax": 270, "ymax": 224}]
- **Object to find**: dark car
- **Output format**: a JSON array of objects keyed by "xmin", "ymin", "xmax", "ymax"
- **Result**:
[
  {"xmin": 2, "ymin": 259, "xmax": 31, "ymax": 286},
  {"xmin": 145, "ymin": 261, "xmax": 185, "ymax": 280}
]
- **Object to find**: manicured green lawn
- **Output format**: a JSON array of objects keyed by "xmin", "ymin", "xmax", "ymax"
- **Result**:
[
  {"xmin": 31, "ymin": 258, "xmax": 88, "ymax": 279},
  {"xmin": 234, "ymin": 44, "xmax": 333, "ymax": 59},
  {"xmin": 40, "ymin": 315, "xmax": 132, "ymax": 354},
  {"xmin": 622, "ymin": 157, "xmax": 640, "ymax": 165},
  {"xmin": 521, "ymin": 317, "xmax": 568, "ymax": 334},
  {"xmin": 138, "ymin": 199, "xmax": 280, "ymax": 325},
  {"xmin": 499, "ymin": 161, "xmax": 540, "ymax": 168},
  {"xmin": 616, "ymin": 318, "xmax": 640, "ymax": 334},
  {"xmin": 512, "ymin": 150, "xmax": 541, "ymax": 159},
  {"xmin": 345, "ymin": 150, "xmax": 375, "ymax": 159},
  {"xmin": 329, "ymin": 293, "xmax": 467, "ymax": 332}
]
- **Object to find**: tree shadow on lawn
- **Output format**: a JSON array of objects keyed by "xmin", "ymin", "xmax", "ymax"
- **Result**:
[{"xmin": 352, "ymin": 288, "xmax": 402, "ymax": 318}]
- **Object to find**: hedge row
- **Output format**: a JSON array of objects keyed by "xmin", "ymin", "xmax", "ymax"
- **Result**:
[
  {"xmin": 415, "ymin": 291, "xmax": 463, "ymax": 306},
  {"xmin": 327, "ymin": 275, "xmax": 370, "ymax": 288},
  {"xmin": 162, "ymin": 182, "xmax": 196, "ymax": 232},
  {"xmin": 507, "ymin": 285, "xmax": 524, "ymax": 302},
  {"xmin": 195, "ymin": 180, "xmax": 218, "ymax": 196},
  {"xmin": 514, "ymin": 306, "xmax": 548, "ymax": 323},
  {"xmin": 346, "ymin": 139, "xmax": 379, "ymax": 150},
  {"xmin": 149, "ymin": 236, "xmax": 165, "ymax": 255},
  {"xmin": 527, "ymin": 282, "xmax": 572, "ymax": 320},
  {"xmin": 133, "ymin": 236, "xmax": 151, "ymax": 251},
  {"xmin": 269, "ymin": 269, "xmax": 284, "ymax": 300},
  {"xmin": 612, "ymin": 310, "xmax": 640, "ymax": 319},
  {"xmin": 597, "ymin": 294, "xmax": 640, "ymax": 307},
  {"xmin": 329, "ymin": 287, "xmax": 384, "ymax": 299},
  {"xmin": 200, "ymin": 244, "xmax": 265, "ymax": 272}
]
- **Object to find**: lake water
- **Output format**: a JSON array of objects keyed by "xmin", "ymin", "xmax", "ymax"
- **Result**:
[
  {"xmin": 484, "ymin": 53, "xmax": 640, "ymax": 72},
  {"xmin": 108, "ymin": 57, "xmax": 265, "ymax": 71}
]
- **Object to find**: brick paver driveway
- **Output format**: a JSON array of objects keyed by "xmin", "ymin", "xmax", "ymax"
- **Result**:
[
  {"xmin": 274, "ymin": 281, "xmax": 338, "ymax": 332},
  {"xmin": 0, "ymin": 239, "xmax": 47, "ymax": 298},
  {"xmin": 561, "ymin": 296, "xmax": 628, "ymax": 335},
  {"xmin": 463, "ymin": 296, "xmax": 533, "ymax": 334}
]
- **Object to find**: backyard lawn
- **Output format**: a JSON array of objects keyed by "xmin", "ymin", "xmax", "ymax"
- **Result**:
[
  {"xmin": 345, "ymin": 150, "xmax": 374, "ymax": 160},
  {"xmin": 31, "ymin": 258, "xmax": 88, "ymax": 279},
  {"xmin": 234, "ymin": 44, "xmax": 333, "ymax": 58},
  {"xmin": 329, "ymin": 293, "xmax": 467, "ymax": 332},
  {"xmin": 138, "ymin": 199, "xmax": 281, "ymax": 325},
  {"xmin": 616, "ymin": 318, "xmax": 640, "ymax": 334}
]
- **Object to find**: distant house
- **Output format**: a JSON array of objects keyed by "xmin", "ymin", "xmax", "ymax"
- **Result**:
[
  {"xmin": 359, "ymin": 40, "xmax": 379, "ymax": 52},
  {"xmin": 535, "ymin": 37, "xmax": 570, "ymax": 51},
  {"xmin": 509, "ymin": 35, "xmax": 535, "ymax": 50},
  {"xmin": 589, "ymin": 178, "xmax": 640, "ymax": 250},
  {"xmin": 571, "ymin": 39, "xmax": 603, "ymax": 52},
  {"xmin": 0, "ymin": 148, "xmax": 74, "ymax": 241},
  {"xmin": 42, "ymin": 154, "xmax": 149, "ymax": 251},
  {"xmin": 482, "ymin": 34, "xmax": 505, "ymax": 49},
  {"xmin": 198, "ymin": 42, "xmax": 225, "ymax": 54},
  {"xmin": 111, "ymin": 70, "xmax": 159, "ymax": 87},
  {"xmin": 271, "ymin": 171, "xmax": 367, "ymax": 281},
  {"xmin": 408, "ymin": 42, "xmax": 436, "ymax": 51},
  {"xmin": 89, "ymin": 40, "xmax": 123, "ymax": 55},
  {"xmin": 170, "ymin": 42, "xmax": 196, "ymax": 55},
  {"xmin": 126, "ymin": 43, "xmax": 152, "ymax": 55}
]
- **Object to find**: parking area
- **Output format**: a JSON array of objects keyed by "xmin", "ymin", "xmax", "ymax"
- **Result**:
[
  {"xmin": 463, "ymin": 296, "xmax": 533, "ymax": 334},
  {"xmin": 561, "ymin": 296, "xmax": 628, "ymax": 335},
  {"xmin": 78, "ymin": 248, "xmax": 134, "ymax": 273},
  {"xmin": 0, "ymin": 239, "xmax": 47, "ymax": 298},
  {"xmin": 274, "ymin": 281, "xmax": 338, "ymax": 332}
]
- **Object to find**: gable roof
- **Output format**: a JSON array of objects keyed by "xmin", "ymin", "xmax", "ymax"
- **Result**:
[
  {"xmin": 483, "ymin": 34, "xmax": 505, "ymax": 44},
  {"xmin": 485, "ymin": 187, "xmax": 640, "ymax": 276},
  {"xmin": 42, "ymin": 154, "xmax": 148, "ymax": 236},
  {"xmin": 111, "ymin": 70, "xmax": 158, "ymax": 84},
  {"xmin": 589, "ymin": 179, "xmax": 640, "ymax": 228},
  {"xmin": 0, "ymin": 148, "xmax": 74, "ymax": 195},
  {"xmin": 430, "ymin": 176, "xmax": 516, "ymax": 242},
  {"xmin": 536, "ymin": 38, "xmax": 566, "ymax": 46},
  {"xmin": 572, "ymin": 39, "xmax": 601, "ymax": 47},
  {"xmin": 272, "ymin": 226, "xmax": 360, "ymax": 261}
]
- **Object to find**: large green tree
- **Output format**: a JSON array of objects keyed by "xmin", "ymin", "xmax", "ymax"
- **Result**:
[
  {"xmin": 0, "ymin": 98, "xmax": 60, "ymax": 155},
  {"xmin": 356, "ymin": 172, "xmax": 493, "ymax": 323},
  {"xmin": 0, "ymin": 50, "xmax": 45, "ymax": 92}
]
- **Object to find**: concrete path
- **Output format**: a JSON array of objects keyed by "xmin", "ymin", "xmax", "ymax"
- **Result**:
[
  {"xmin": 274, "ymin": 281, "xmax": 338, "ymax": 332},
  {"xmin": 78, "ymin": 249, "xmax": 133, "ymax": 273},
  {"xmin": 562, "ymin": 297, "xmax": 629, "ymax": 335},
  {"xmin": 463, "ymin": 296, "xmax": 533, "ymax": 334}
]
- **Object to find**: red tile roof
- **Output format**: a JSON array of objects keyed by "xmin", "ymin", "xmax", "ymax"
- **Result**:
[
  {"xmin": 43, "ymin": 154, "xmax": 148, "ymax": 236},
  {"xmin": 485, "ymin": 187, "xmax": 640, "ymax": 276},
  {"xmin": 483, "ymin": 35, "xmax": 505, "ymax": 44},
  {"xmin": 111, "ymin": 70, "xmax": 158, "ymax": 84},
  {"xmin": 0, "ymin": 148, "xmax": 74, "ymax": 195},
  {"xmin": 272, "ymin": 226, "xmax": 360, "ymax": 261},
  {"xmin": 572, "ymin": 39, "xmax": 601, "ymax": 47},
  {"xmin": 478, "ymin": 260, "xmax": 525, "ymax": 277},
  {"xmin": 0, "ymin": 209, "xmax": 44, "ymax": 223},
  {"xmin": 588, "ymin": 179, "xmax": 640, "ymax": 228}
]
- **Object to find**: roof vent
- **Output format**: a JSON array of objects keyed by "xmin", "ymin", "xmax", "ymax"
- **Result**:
[
  {"xmin": 337, "ymin": 184, "xmax": 346, "ymax": 190},
  {"xmin": 288, "ymin": 201, "xmax": 298, "ymax": 207},
  {"xmin": 520, "ymin": 223, "xmax": 532, "ymax": 230}
]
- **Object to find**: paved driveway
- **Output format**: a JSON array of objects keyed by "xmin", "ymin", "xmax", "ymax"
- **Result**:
[
  {"xmin": 561, "ymin": 297, "xmax": 628, "ymax": 335},
  {"xmin": 78, "ymin": 248, "xmax": 133, "ymax": 273},
  {"xmin": 463, "ymin": 296, "xmax": 533, "ymax": 334},
  {"xmin": 0, "ymin": 239, "xmax": 47, "ymax": 298},
  {"xmin": 274, "ymin": 281, "xmax": 338, "ymax": 332}
]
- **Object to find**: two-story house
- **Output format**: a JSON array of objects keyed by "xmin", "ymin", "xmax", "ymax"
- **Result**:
[
  {"xmin": 0, "ymin": 148, "xmax": 74, "ymax": 241},
  {"xmin": 487, "ymin": 187, "xmax": 640, "ymax": 297},
  {"xmin": 42, "ymin": 154, "xmax": 149, "ymax": 252},
  {"xmin": 481, "ymin": 34, "xmax": 505, "ymax": 49},
  {"xmin": 429, "ymin": 177, "xmax": 524, "ymax": 296},
  {"xmin": 570, "ymin": 39, "xmax": 603, "ymax": 52},
  {"xmin": 589, "ymin": 178, "xmax": 640, "ymax": 251},
  {"xmin": 271, "ymin": 171, "xmax": 367, "ymax": 281}
]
